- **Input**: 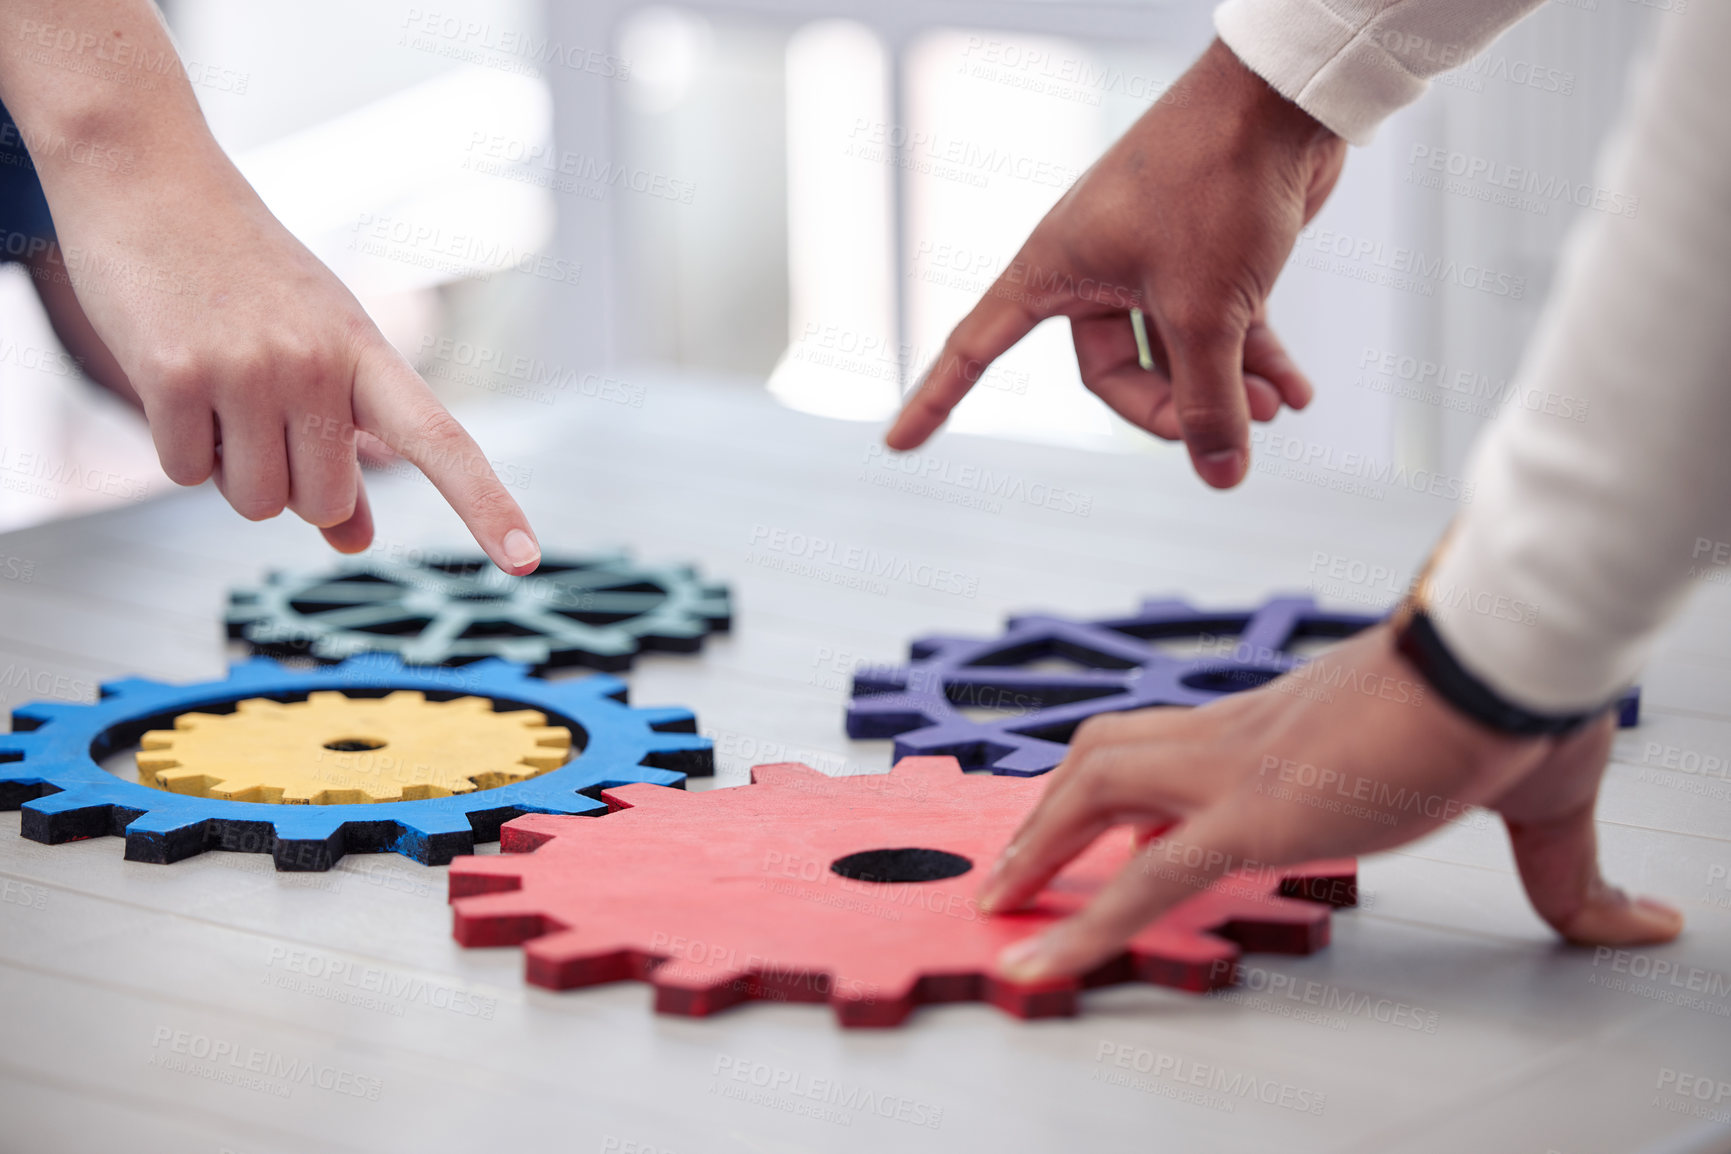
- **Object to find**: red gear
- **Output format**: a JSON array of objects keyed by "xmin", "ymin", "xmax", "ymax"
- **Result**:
[{"xmin": 449, "ymin": 756, "xmax": 1354, "ymax": 1027}]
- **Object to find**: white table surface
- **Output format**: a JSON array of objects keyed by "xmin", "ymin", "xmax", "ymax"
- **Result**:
[{"xmin": 2, "ymin": 373, "xmax": 1728, "ymax": 1154}]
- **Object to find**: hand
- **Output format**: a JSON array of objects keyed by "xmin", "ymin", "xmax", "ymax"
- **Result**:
[
  {"xmin": 0, "ymin": 0, "xmax": 540, "ymax": 573},
  {"xmin": 51, "ymin": 161, "xmax": 540, "ymax": 571},
  {"xmin": 886, "ymin": 39, "xmax": 1347, "ymax": 489},
  {"xmin": 978, "ymin": 625, "xmax": 1683, "ymax": 981}
]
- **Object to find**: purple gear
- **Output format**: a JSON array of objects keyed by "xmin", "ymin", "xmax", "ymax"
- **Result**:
[{"xmin": 847, "ymin": 596, "xmax": 1640, "ymax": 776}]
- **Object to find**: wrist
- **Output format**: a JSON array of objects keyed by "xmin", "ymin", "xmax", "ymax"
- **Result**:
[
  {"xmin": 1390, "ymin": 601, "xmax": 1607, "ymax": 738},
  {"xmin": 1192, "ymin": 38, "xmax": 1339, "ymax": 158}
]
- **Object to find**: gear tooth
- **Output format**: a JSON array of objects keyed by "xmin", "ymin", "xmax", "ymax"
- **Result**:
[
  {"xmin": 1135, "ymin": 597, "xmax": 1199, "ymax": 617},
  {"xmin": 338, "ymin": 653, "xmax": 407, "ymax": 678},
  {"xmin": 137, "ymin": 729, "xmax": 176, "ymax": 749},
  {"xmin": 266, "ymin": 807, "xmax": 349, "ymax": 843},
  {"xmin": 598, "ymin": 782, "xmax": 686, "ymax": 811},
  {"xmin": 22, "ymin": 788, "xmax": 103, "ymax": 816},
  {"xmin": 908, "ymin": 634, "xmax": 979, "ymax": 660},
  {"xmin": 11, "ymin": 702, "xmax": 76, "ymax": 727},
  {"xmin": 829, "ymin": 968, "xmax": 925, "ymax": 1027},
  {"xmin": 498, "ymin": 813, "xmax": 580, "ymax": 851},
  {"xmin": 98, "ymin": 675, "xmax": 164, "ymax": 699},
  {"xmin": 399, "ymin": 808, "xmax": 480, "ymax": 838},
  {"xmin": 134, "ymin": 755, "xmax": 179, "ymax": 780},
  {"xmin": 448, "ymin": 853, "xmax": 529, "ymax": 894},
  {"xmin": 312, "ymin": 635, "xmax": 363, "ymax": 662},
  {"xmin": 153, "ymin": 768, "xmax": 217, "ymax": 794},
  {"xmin": 645, "ymin": 733, "xmax": 711, "ymax": 763},
  {"xmin": 844, "ymin": 694, "xmax": 938, "ymax": 740},
  {"xmin": 519, "ymin": 928, "xmax": 649, "ymax": 990},
  {"xmin": 579, "ymin": 674, "xmax": 628, "ymax": 703},
  {"xmin": 230, "ymin": 656, "xmax": 289, "ymax": 679},
  {"xmin": 463, "ymin": 657, "xmax": 526, "ymax": 680},
  {"xmin": 529, "ymin": 727, "xmax": 571, "ymax": 749},
  {"xmin": 450, "ymin": 890, "xmax": 559, "ymax": 948},
  {"xmin": 644, "ymin": 958, "xmax": 751, "ymax": 1014},
  {"xmin": 888, "ymin": 756, "xmax": 964, "ymax": 781},
  {"xmin": 633, "ymin": 706, "xmax": 695, "ymax": 731},
  {"xmin": 121, "ymin": 807, "xmax": 202, "ymax": 836},
  {"xmin": 748, "ymin": 762, "xmax": 826, "ymax": 787}
]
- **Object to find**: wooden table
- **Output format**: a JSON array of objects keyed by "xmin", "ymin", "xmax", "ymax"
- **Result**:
[{"xmin": 2, "ymin": 372, "xmax": 1727, "ymax": 1153}]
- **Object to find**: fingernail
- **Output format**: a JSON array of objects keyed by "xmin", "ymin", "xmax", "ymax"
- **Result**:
[
  {"xmin": 502, "ymin": 528, "xmax": 540, "ymax": 571},
  {"xmin": 1635, "ymin": 895, "xmax": 1682, "ymax": 920},
  {"xmin": 998, "ymin": 932, "xmax": 1058, "ymax": 982},
  {"xmin": 1198, "ymin": 449, "xmax": 1246, "ymax": 487}
]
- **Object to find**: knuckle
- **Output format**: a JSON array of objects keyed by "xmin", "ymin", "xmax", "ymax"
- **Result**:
[
  {"xmin": 1174, "ymin": 402, "xmax": 1242, "ymax": 445},
  {"xmin": 231, "ymin": 495, "xmax": 286, "ymax": 522},
  {"xmin": 459, "ymin": 476, "xmax": 518, "ymax": 523},
  {"xmin": 165, "ymin": 462, "xmax": 208, "ymax": 487},
  {"xmin": 1070, "ymin": 713, "xmax": 1120, "ymax": 755},
  {"xmin": 139, "ymin": 348, "xmax": 209, "ymax": 397},
  {"xmin": 407, "ymin": 406, "xmax": 468, "ymax": 456},
  {"xmin": 160, "ymin": 456, "xmax": 212, "ymax": 487},
  {"xmin": 1158, "ymin": 301, "xmax": 1219, "ymax": 347},
  {"xmin": 293, "ymin": 497, "xmax": 354, "ymax": 530}
]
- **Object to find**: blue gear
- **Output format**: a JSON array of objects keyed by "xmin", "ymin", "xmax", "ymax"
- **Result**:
[
  {"xmin": 847, "ymin": 596, "xmax": 1640, "ymax": 776},
  {"xmin": 0, "ymin": 655, "xmax": 711, "ymax": 870}
]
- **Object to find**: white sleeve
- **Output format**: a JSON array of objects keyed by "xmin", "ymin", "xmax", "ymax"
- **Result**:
[
  {"xmin": 1417, "ymin": 6, "xmax": 1731, "ymax": 714},
  {"xmin": 1214, "ymin": 0, "xmax": 1544, "ymax": 144}
]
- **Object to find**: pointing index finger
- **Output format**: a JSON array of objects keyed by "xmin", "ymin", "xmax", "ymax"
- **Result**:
[
  {"xmin": 350, "ymin": 343, "xmax": 542, "ymax": 575},
  {"xmin": 886, "ymin": 283, "xmax": 1043, "ymax": 451}
]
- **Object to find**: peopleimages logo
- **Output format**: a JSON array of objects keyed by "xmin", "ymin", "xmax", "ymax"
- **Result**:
[
  {"xmin": 1355, "ymin": 346, "xmax": 1589, "ymax": 422},
  {"xmin": 1250, "ymin": 428, "xmax": 1476, "ymax": 503},
  {"xmin": 1092, "ymin": 1042, "xmax": 1327, "ymax": 1115},
  {"xmin": 1295, "ymin": 226, "xmax": 1526, "ymax": 299},
  {"xmin": 847, "ymin": 119, "xmax": 1080, "ymax": 190},
  {"xmin": 746, "ymin": 525, "xmax": 979, "ymax": 598},
  {"xmin": 1407, "ymin": 145, "xmax": 1637, "ymax": 219}
]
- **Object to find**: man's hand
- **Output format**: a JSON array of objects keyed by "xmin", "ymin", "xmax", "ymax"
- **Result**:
[
  {"xmin": 977, "ymin": 625, "xmax": 1683, "ymax": 981},
  {"xmin": 0, "ymin": 1, "xmax": 541, "ymax": 573},
  {"xmin": 887, "ymin": 40, "xmax": 1347, "ymax": 489}
]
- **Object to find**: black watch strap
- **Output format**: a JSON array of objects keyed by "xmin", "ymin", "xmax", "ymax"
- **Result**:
[{"xmin": 1393, "ymin": 607, "xmax": 1602, "ymax": 737}]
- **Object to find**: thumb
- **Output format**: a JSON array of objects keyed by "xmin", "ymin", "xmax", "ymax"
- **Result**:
[
  {"xmin": 351, "ymin": 342, "xmax": 541, "ymax": 575},
  {"xmin": 1152, "ymin": 306, "xmax": 1251, "ymax": 488}
]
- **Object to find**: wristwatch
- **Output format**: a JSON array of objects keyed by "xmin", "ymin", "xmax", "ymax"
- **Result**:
[{"xmin": 1389, "ymin": 537, "xmax": 1610, "ymax": 737}]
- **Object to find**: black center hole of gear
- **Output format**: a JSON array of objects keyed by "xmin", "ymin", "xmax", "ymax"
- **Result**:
[
  {"xmin": 323, "ymin": 737, "xmax": 386, "ymax": 752},
  {"xmin": 830, "ymin": 848, "xmax": 972, "ymax": 884}
]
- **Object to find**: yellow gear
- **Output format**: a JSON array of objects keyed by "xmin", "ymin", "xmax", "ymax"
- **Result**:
[{"xmin": 135, "ymin": 690, "xmax": 571, "ymax": 805}]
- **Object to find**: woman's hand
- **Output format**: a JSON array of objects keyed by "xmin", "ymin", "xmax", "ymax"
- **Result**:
[
  {"xmin": 0, "ymin": 0, "xmax": 541, "ymax": 572},
  {"xmin": 978, "ymin": 624, "xmax": 1683, "ymax": 981}
]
